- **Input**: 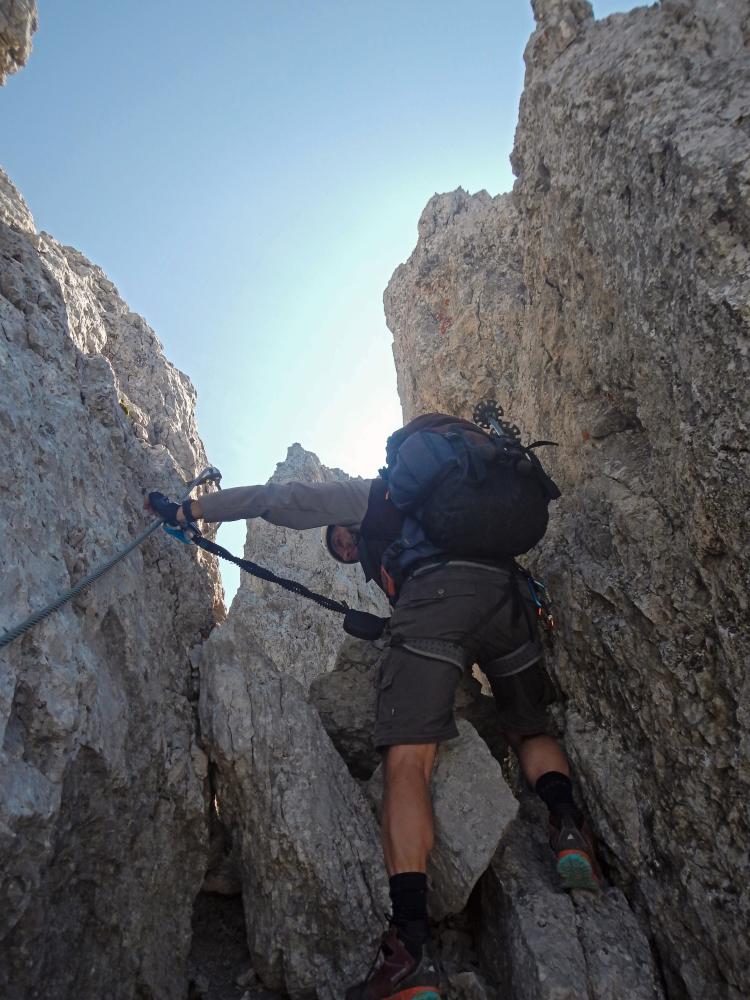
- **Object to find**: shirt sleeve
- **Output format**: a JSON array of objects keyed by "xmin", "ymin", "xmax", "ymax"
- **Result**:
[{"xmin": 198, "ymin": 478, "xmax": 373, "ymax": 530}]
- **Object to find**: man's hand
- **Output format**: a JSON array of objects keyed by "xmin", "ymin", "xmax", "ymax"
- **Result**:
[{"xmin": 145, "ymin": 491, "xmax": 180, "ymax": 526}]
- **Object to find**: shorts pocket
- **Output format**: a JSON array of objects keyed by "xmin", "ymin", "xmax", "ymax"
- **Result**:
[{"xmin": 378, "ymin": 656, "xmax": 397, "ymax": 691}]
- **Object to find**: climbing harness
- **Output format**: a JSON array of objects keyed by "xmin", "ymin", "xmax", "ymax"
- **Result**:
[{"xmin": 0, "ymin": 467, "xmax": 222, "ymax": 651}]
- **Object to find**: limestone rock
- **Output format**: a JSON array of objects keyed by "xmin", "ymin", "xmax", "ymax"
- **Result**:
[
  {"xmin": 309, "ymin": 634, "xmax": 386, "ymax": 779},
  {"xmin": 385, "ymin": 188, "xmax": 525, "ymax": 422},
  {"xmin": 368, "ymin": 720, "xmax": 518, "ymax": 921},
  {"xmin": 446, "ymin": 970, "xmax": 495, "ymax": 1000},
  {"xmin": 479, "ymin": 802, "xmax": 664, "ymax": 1000},
  {"xmin": 527, "ymin": 0, "xmax": 594, "ymax": 69},
  {"xmin": 0, "ymin": 167, "xmax": 34, "ymax": 234},
  {"xmin": 233, "ymin": 444, "xmax": 388, "ymax": 690},
  {"xmin": 0, "ymin": 169, "xmax": 223, "ymax": 999},
  {"xmin": 385, "ymin": 2, "xmax": 749, "ymax": 995},
  {"xmin": 0, "ymin": 0, "xmax": 37, "ymax": 84},
  {"xmin": 199, "ymin": 615, "xmax": 389, "ymax": 1000}
]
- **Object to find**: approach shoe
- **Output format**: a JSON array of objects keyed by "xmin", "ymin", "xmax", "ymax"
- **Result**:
[
  {"xmin": 345, "ymin": 925, "xmax": 442, "ymax": 1000},
  {"xmin": 550, "ymin": 815, "xmax": 603, "ymax": 891}
]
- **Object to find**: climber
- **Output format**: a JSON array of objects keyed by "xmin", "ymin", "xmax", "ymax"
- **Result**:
[{"xmin": 146, "ymin": 411, "xmax": 601, "ymax": 1000}]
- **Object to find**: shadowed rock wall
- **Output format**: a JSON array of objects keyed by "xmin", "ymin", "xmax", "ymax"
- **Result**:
[{"xmin": 385, "ymin": 2, "xmax": 749, "ymax": 997}]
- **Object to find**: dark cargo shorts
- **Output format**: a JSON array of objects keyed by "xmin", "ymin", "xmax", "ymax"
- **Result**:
[{"xmin": 374, "ymin": 560, "xmax": 555, "ymax": 749}]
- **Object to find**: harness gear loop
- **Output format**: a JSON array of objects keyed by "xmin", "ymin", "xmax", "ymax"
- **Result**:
[{"xmin": 527, "ymin": 576, "xmax": 556, "ymax": 636}]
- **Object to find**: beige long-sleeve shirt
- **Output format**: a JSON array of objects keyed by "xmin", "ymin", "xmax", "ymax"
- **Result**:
[{"xmin": 199, "ymin": 478, "xmax": 373, "ymax": 530}]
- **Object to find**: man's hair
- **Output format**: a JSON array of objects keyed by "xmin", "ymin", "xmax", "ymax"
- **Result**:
[{"xmin": 323, "ymin": 524, "xmax": 359, "ymax": 563}]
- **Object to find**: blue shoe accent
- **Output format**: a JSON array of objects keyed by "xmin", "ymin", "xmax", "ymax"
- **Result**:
[{"xmin": 557, "ymin": 851, "xmax": 600, "ymax": 891}]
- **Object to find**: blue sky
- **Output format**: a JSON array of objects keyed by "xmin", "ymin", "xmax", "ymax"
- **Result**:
[{"xmin": 2, "ymin": 0, "xmax": 643, "ymax": 597}]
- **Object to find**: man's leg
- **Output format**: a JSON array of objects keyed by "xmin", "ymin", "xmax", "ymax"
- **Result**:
[
  {"xmin": 379, "ymin": 743, "xmax": 437, "ymax": 965},
  {"xmin": 486, "ymin": 655, "xmax": 600, "ymax": 889},
  {"xmin": 345, "ymin": 740, "xmax": 443, "ymax": 999},
  {"xmin": 381, "ymin": 742, "xmax": 437, "ymax": 874},
  {"xmin": 505, "ymin": 729, "xmax": 601, "ymax": 889},
  {"xmin": 347, "ymin": 566, "xmax": 480, "ymax": 999},
  {"xmin": 505, "ymin": 729, "xmax": 581, "ymax": 822},
  {"xmin": 505, "ymin": 731, "xmax": 571, "ymax": 788}
]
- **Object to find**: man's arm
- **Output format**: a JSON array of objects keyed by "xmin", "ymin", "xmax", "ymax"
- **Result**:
[{"xmin": 179, "ymin": 479, "xmax": 372, "ymax": 530}]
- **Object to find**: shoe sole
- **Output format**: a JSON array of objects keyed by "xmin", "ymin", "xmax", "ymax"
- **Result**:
[
  {"xmin": 557, "ymin": 850, "xmax": 601, "ymax": 891},
  {"xmin": 385, "ymin": 989, "xmax": 442, "ymax": 1000}
]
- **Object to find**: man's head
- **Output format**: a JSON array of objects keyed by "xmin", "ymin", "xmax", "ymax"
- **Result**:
[{"xmin": 324, "ymin": 524, "xmax": 360, "ymax": 563}]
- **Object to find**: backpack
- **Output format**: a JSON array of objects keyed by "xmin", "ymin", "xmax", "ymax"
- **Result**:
[{"xmin": 379, "ymin": 411, "xmax": 561, "ymax": 560}]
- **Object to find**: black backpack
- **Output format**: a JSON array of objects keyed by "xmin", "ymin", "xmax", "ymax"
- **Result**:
[{"xmin": 380, "ymin": 409, "xmax": 561, "ymax": 559}]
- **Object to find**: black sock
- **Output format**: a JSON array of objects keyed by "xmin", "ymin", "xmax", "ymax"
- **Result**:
[
  {"xmin": 389, "ymin": 872, "xmax": 429, "ymax": 960},
  {"xmin": 535, "ymin": 771, "xmax": 582, "ymax": 826}
]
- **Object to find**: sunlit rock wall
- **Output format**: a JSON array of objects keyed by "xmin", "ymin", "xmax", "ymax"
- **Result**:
[
  {"xmin": 0, "ymin": 0, "xmax": 37, "ymax": 85},
  {"xmin": 234, "ymin": 443, "xmax": 388, "ymax": 690},
  {"xmin": 385, "ymin": 2, "xmax": 750, "ymax": 997},
  {"xmin": 0, "ymin": 167, "xmax": 223, "ymax": 999}
]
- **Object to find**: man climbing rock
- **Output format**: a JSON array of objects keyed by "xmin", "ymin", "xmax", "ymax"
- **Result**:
[{"xmin": 147, "ymin": 409, "xmax": 601, "ymax": 1000}]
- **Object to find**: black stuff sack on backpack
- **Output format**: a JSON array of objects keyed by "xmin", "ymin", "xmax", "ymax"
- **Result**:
[{"xmin": 380, "ymin": 413, "xmax": 561, "ymax": 559}]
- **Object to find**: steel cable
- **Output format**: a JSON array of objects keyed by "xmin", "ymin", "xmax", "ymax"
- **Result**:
[{"xmin": 0, "ymin": 468, "xmax": 221, "ymax": 651}]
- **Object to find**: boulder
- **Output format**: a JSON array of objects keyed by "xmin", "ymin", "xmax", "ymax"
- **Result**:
[
  {"xmin": 479, "ymin": 801, "xmax": 664, "ymax": 1000},
  {"xmin": 233, "ymin": 444, "xmax": 388, "ymax": 691},
  {"xmin": 309, "ymin": 634, "xmax": 386, "ymax": 779},
  {"xmin": 199, "ymin": 617, "xmax": 389, "ymax": 1000}
]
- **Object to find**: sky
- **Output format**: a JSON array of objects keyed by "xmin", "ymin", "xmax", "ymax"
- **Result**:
[{"xmin": 2, "ymin": 0, "xmax": 643, "ymax": 599}]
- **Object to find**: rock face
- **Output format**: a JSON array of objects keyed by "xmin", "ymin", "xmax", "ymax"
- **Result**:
[
  {"xmin": 234, "ymin": 444, "xmax": 388, "ymax": 690},
  {"xmin": 385, "ymin": 2, "xmax": 750, "ymax": 997},
  {"xmin": 0, "ymin": 169, "xmax": 222, "ymax": 998},
  {"xmin": 0, "ymin": 0, "xmax": 37, "ymax": 84},
  {"xmin": 309, "ymin": 634, "xmax": 387, "ymax": 779},
  {"xmin": 0, "ymin": 168, "xmax": 34, "ymax": 233},
  {"xmin": 6, "ymin": 2, "xmax": 750, "ymax": 998},
  {"xmin": 199, "ymin": 606, "xmax": 389, "ymax": 1000},
  {"xmin": 387, "ymin": 189, "xmax": 525, "ymax": 421},
  {"xmin": 479, "ymin": 799, "xmax": 664, "ymax": 1000}
]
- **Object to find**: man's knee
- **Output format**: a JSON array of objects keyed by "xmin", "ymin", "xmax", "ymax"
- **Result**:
[
  {"xmin": 384, "ymin": 742, "xmax": 437, "ymax": 783},
  {"xmin": 502, "ymin": 729, "xmax": 549, "ymax": 752}
]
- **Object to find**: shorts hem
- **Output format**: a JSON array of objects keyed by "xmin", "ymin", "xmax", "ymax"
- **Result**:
[
  {"xmin": 496, "ymin": 717, "xmax": 554, "ymax": 737},
  {"xmin": 374, "ymin": 726, "xmax": 460, "ymax": 750}
]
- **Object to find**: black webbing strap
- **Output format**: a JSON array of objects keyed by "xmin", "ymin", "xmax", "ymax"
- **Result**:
[
  {"xmin": 190, "ymin": 532, "xmax": 391, "ymax": 639},
  {"xmin": 190, "ymin": 533, "xmax": 351, "ymax": 615}
]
